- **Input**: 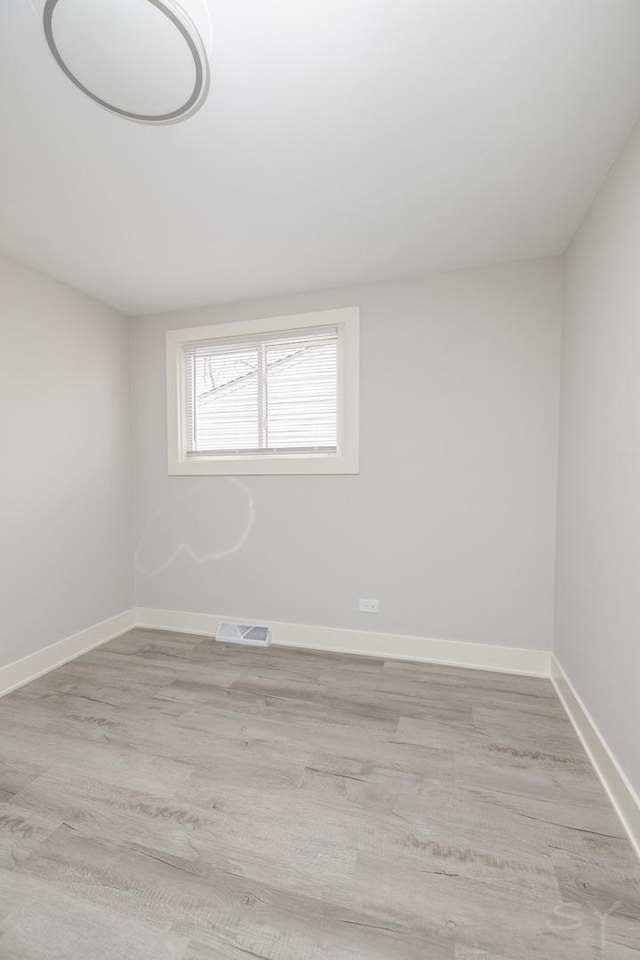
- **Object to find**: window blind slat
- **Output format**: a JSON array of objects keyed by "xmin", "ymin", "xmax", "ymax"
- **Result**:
[{"xmin": 182, "ymin": 327, "xmax": 339, "ymax": 457}]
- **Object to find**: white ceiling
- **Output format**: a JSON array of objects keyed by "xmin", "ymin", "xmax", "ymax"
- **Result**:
[{"xmin": 2, "ymin": 0, "xmax": 640, "ymax": 316}]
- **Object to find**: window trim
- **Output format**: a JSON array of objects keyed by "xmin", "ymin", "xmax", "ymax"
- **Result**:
[{"xmin": 166, "ymin": 306, "xmax": 359, "ymax": 475}]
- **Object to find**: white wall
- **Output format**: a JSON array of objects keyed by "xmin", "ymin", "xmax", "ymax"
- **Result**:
[
  {"xmin": 0, "ymin": 255, "xmax": 132, "ymax": 666},
  {"xmin": 132, "ymin": 258, "xmax": 562, "ymax": 650},
  {"xmin": 555, "ymin": 122, "xmax": 640, "ymax": 795}
]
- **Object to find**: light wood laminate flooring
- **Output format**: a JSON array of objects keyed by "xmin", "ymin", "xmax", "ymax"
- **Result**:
[{"xmin": 0, "ymin": 628, "xmax": 638, "ymax": 959}]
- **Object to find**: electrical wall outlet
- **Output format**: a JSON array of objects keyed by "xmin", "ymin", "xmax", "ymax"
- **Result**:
[{"xmin": 358, "ymin": 598, "xmax": 379, "ymax": 614}]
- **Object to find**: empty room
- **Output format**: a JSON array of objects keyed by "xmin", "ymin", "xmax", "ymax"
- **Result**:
[{"xmin": 1, "ymin": 0, "xmax": 639, "ymax": 957}]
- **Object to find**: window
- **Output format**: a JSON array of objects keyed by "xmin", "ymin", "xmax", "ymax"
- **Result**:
[{"xmin": 166, "ymin": 307, "xmax": 359, "ymax": 475}]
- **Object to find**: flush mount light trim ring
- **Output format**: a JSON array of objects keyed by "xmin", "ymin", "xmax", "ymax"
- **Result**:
[{"xmin": 43, "ymin": 0, "xmax": 210, "ymax": 124}]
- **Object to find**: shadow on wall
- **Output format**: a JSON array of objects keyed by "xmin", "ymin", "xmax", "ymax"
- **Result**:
[{"xmin": 135, "ymin": 479, "xmax": 254, "ymax": 577}]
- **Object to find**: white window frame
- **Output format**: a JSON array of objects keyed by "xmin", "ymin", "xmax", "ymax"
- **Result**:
[{"xmin": 166, "ymin": 306, "xmax": 359, "ymax": 475}]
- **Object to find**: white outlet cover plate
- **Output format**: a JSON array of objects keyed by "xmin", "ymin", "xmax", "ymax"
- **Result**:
[{"xmin": 358, "ymin": 599, "xmax": 379, "ymax": 614}]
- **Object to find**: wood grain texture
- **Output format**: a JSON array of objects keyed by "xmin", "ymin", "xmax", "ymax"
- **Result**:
[{"xmin": 0, "ymin": 628, "xmax": 638, "ymax": 958}]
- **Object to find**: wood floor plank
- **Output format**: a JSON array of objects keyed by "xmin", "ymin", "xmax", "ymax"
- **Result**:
[
  {"xmin": 0, "ymin": 628, "xmax": 638, "ymax": 958},
  {"xmin": 0, "ymin": 868, "xmax": 188, "ymax": 960}
]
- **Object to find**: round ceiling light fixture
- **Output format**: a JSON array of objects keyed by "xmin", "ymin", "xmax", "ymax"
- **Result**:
[{"xmin": 43, "ymin": 0, "xmax": 211, "ymax": 124}]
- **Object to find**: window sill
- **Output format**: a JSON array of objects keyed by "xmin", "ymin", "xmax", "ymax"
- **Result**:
[{"xmin": 167, "ymin": 452, "xmax": 359, "ymax": 476}]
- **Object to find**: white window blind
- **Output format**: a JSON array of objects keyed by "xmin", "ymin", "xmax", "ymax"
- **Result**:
[{"xmin": 182, "ymin": 326, "xmax": 339, "ymax": 458}]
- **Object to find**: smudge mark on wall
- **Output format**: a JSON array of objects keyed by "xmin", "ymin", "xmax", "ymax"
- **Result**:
[{"xmin": 135, "ymin": 478, "xmax": 254, "ymax": 578}]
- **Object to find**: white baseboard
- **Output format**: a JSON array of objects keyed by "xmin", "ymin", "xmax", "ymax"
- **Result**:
[
  {"xmin": 134, "ymin": 607, "xmax": 550, "ymax": 676},
  {"xmin": 551, "ymin": 654, "xmax": 640, "ymax": 860},
  {"xmin": 0, "ymin": 609, "xmax": 136, "ymax": 698}
]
